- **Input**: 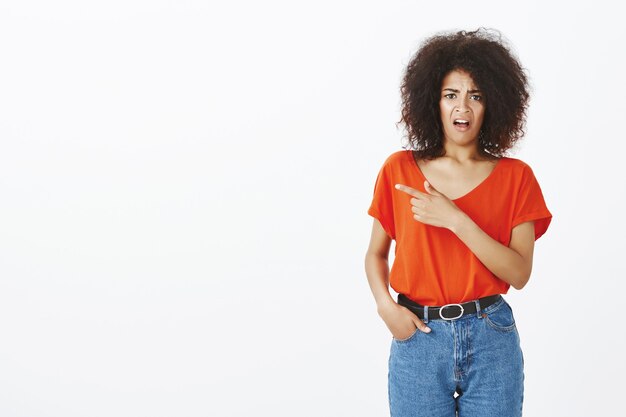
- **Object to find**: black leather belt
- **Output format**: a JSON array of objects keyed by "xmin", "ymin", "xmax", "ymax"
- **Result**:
[{"xmin": 397, "ymin": 293, "xmax": 502, "ymax": 321}]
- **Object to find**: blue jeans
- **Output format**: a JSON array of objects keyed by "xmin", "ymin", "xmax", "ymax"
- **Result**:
[{"xmin": 388, "ymin": 295, "xmax": 524, "ymax": 417}]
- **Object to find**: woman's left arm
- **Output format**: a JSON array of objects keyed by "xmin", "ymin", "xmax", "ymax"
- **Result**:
[
  {"xmin": 395, "ymin": 181, "xmax": 536, "ymax": 290},
  {"xmin": 450, "ymin": 213, "xmax": 535, "ymax": 290}
]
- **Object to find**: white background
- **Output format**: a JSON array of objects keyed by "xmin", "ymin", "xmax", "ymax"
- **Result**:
[{"xmin": 0, "ymin": 1, "xmax": 624, "ymax": 416}]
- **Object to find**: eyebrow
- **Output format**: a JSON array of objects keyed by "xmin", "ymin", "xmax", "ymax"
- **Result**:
[{"xmin": 442, "ymin": 88, "xmax": 482, "ymax": 93}]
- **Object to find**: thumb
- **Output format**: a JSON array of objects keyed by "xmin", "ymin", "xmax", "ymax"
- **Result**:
[
  {"xmin": 424, "ymin": 180, "xmax": 441, "ymax": 196},
  {"xmin": 415, "ymin": 319, "xmax": 432, "ymax": 333}
]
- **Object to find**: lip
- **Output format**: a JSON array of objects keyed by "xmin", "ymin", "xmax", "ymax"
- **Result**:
[
  {"xmin": 452, "ymin": 120, "xmax": 471, "ymax": 132},
  {"xmin": 452, "ymin": 118, "xmax": 471, "ymax": 129}
]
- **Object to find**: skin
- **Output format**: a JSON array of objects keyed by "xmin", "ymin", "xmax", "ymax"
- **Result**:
[{"xmin": 364, "ymin": 69, "xmax": 536, "ymax": 339}]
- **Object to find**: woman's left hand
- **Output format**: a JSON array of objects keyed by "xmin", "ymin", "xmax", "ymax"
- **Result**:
[{"xmin": 394, "ymin": 181, "xmax": 465, "ymax": 230}]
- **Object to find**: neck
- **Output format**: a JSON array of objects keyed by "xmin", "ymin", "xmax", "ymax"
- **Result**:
[{"xmin": 442, "ymin": 138, "xmax": 488, "ymax": 163}]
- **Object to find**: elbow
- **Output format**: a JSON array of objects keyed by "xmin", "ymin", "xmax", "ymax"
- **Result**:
[
  {"xmin": 511, "ymin": 258, "xmax": 533, "ymax": 290},
  {"xmin": 512, "ymin": 271, "xmax": 531, "ymax": 290},
  {"xmin": 512, "ymin": 281, "xmax": 526, "ymax": 291}
]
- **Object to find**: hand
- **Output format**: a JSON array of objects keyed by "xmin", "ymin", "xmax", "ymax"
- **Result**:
[
  {"xmin": 394, "ymin": 180, "xmax": 464, "ymax": 230},
  {"xmin": 378, "ymin": 301, "xmax": 431, "ymax": 339}
]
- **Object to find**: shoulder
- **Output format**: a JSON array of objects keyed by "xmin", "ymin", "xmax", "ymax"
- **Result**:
[
  {"xmin": 499, "ymin": 156, "xmax": 534, "ymax": 175},
  {"xmin": 380, "ymin": 149, "xmax": 411, "ymax": 168},
  {"xmin": 499, "ymin": 156, "xmax": 527, "ymax": 167},
  {"xmin": 372, "ymin": 149, "xmax": 413, "ymax": 170},
  {"xmin": 385, "ymin": 149, "xmax": 410, "ymax": 164},
  {"xmin": 498, "ymin": 157, "xmax": 545, "ymax": 190}
]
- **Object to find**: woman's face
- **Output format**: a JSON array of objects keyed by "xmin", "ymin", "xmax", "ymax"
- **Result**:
[{"xmin": 439, "ymin": 69, "xmax": 485, "ymax": 147}]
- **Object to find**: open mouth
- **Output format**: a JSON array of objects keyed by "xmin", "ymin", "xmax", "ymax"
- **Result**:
[{"xmin": 453, "ymin": 119, "xmax": 470, "ymax": 131}]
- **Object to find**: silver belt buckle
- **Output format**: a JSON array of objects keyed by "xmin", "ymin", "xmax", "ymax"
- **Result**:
[{"xmin": 439, "ymin": 303, "xmax": 464, "ymax": 320}]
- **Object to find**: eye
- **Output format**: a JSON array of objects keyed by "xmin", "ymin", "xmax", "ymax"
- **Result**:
[
  {"xmin": 444, "ymin": 93, "xmax": 456, "ymax": 99},
  {"xmin": 470, "ymin": 95, "xmax": 482, "ymax": 101}
]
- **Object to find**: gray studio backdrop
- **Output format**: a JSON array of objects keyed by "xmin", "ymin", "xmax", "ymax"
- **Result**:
[{"xmin": 0, "ymin": 1, "xmax": 623, "ymax": 416}]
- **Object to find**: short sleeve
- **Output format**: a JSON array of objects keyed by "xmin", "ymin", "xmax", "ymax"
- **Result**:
[
  {"xmin": 367, "ymin": 159, "xmax": 396, "ymax": 240},
  {"xmin": 512, "ymin": 164, "xmax": 553, "ymax": 241}
]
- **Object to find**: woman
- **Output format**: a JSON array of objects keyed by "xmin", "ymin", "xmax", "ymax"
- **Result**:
[{"xmin": 364, "ymin": 28, "xmax": 552, "ymax": 417}]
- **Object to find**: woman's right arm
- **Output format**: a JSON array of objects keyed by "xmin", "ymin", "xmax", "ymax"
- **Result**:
[
  {"xmin": 364, "ymin": 219, "xmax": 431, "ymax": 337},
  {"xmin": 364, "ymin": 218, "xmax": 394, "ymax": 309}
]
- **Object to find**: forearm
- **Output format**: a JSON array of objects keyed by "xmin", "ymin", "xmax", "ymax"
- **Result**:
[
  {"xmin": 450, "ymin": 211, "xmax": 528, "ymax": 290},
  {"xmin": 364, "ymin": 253, "xmax": 396, "ymax": 310}
]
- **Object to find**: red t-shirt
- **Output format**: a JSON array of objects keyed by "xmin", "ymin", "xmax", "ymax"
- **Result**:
[{"xmin": 367, "ymin": 149, "xmax": 553, "ymax": 306}]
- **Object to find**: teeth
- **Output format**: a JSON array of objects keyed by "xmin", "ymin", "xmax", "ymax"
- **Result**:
[{"xmin": 454, "ymin": 119, "xmax": 469, "ymax": 124}]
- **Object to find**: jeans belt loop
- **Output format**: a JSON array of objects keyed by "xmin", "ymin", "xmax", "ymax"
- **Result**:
[
  {"xmin": 424, "ymin": 305, "xmax": 429, "ymax": 324},
  {"xmin": 474, "ymin": 299, "xmax": 481, "ymax": 318}
]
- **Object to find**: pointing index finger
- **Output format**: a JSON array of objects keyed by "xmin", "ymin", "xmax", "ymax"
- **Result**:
[{"xmin": 395, "ymin": 183, "xmax": 426, "ymax": 199}]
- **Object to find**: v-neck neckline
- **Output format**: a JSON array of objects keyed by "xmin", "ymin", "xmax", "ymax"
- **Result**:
[{"xmin": 407, "ymin": 150, "xmax": 504, "ymax": 201}]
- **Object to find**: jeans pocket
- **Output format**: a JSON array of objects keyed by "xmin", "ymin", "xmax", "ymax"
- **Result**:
[
  {"xmin": 392, "ymin": 326, "xmax": 421, "ymax": 343},
  {"xmin": 483, "ymin": 299, "xmax": 517, "ymax": 333}
]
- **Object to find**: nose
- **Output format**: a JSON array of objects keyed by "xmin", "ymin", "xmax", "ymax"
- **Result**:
[
  {"xmin": 455, "ymin": 102, "xmax": 469, "ymax": 113},
  {"xmin": 455, "ymin": 95, "xmax": 472, "ymax": 113}
]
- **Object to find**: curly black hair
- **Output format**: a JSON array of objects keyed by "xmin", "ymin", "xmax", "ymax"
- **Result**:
[{"xmin": 397, "ymin": 27, "xmax": 530, "ymax": 160}]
